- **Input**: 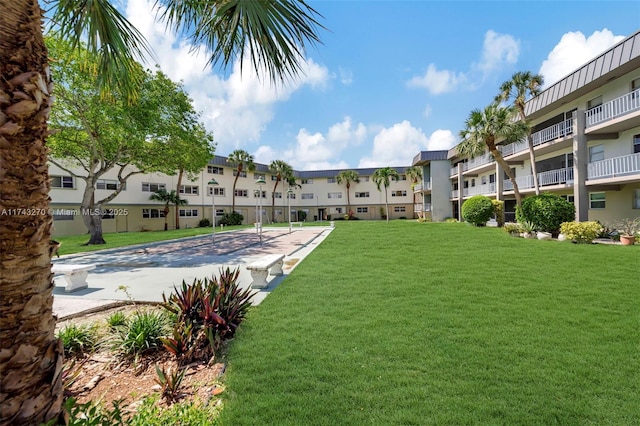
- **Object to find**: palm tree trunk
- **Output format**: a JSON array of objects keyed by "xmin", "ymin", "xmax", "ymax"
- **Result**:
[
  {"xmin": 175, "ymin": 168, "xmax": 184, "ymax": 229},
  {"xmin": 163, "ymin": 205, "xmax": 169, "ymax": 231},
  {"xmin": 346, "ymin": 183, "xmax": 351, "ymax": 216},
  {"xmin": 271, "ymin": 181, "xmax": 279, "ymax": 222},
  {"xmin": 232, "ymin": 173, "xmax": 239, "ymax": 212},
  {"xmin": 527, "ymin": 134, "xmax": 540, "ymax": 195},
  {"xmin": 491, "ymin": 149, "xmax": 523, "ymax": 209},
  {"xmin": 0, "ymin": 1, "xmax": 64, "ymax": 424},
  {"xmin": 385, "ymin": 188, "xmax": 390, "ymax": 224}
]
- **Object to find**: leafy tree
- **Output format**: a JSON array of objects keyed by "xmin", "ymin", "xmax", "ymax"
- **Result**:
[
  {"xmin": 372, "ymin": 167, "xmax": 400, "ymax": 223},
  {"xmin": 496, "ymin": 71, "xmax": 544, "ymax": 195},
  {"xmin": 405, "ymin": 166, "xmax": 423, "ymax": 218},
  {"xmin": 269, "ymin": 159, "xmax": 294, "ymax": 222},
  {"xmin": 227, "ymin": 150, "xmax": 255, "ymax": 212},
  {"xmin": 47, "ymin": 37, "xmax": 210, "ymax": 245},
  {"xmin": 458, "ymin": 102, "xmax": 528, "ymax": 209},
  {"xmin": 336, "ymin": 170, "xmax": 359, "ymax": 217},
  {"xmin": 0, "ymin": 0, "xmax": 324, "ymax": 422},
  {"xmin": 149, "ymin": 189, "xmax": 187, "ymax": 231}
]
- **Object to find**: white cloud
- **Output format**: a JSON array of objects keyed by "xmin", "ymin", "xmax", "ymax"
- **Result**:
[
  {"xmin": 426, "ymin": 129, "xmax": 457, "ymax": 150},
  {"xmin": 539, "ymin": 29, "xmax": 625, "ymax": 86},
  {"xmin": 338, "ymin": 67, "xmax": 353, "ymax": 85},
  {"xmin": 358, "ymin": 121, "xmax": 427, "ymax": 167},
  {"xmin": 125, "ymin": 0, "xmax": 330, "ymax": 156},
  {"xmin": 476, "ymin": 30, "xmax": 520, "ymax": 74},
  {"xmin": 407, "ymin": 64, "xmax": 466, "ymax": 95}
]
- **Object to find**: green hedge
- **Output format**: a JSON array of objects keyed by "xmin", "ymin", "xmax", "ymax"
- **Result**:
[
  {"xmin": 462, "ymin": 195, "xmax": 494, "ymax": 226},
  {"xmin": 517, "ymin": 193, "xmax": 574, "ymax": 233}
]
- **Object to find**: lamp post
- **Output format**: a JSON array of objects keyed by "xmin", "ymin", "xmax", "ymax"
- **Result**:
[
  {"xmin": 253, "ymin": 189, "xmax": 260, "ymax": 234},
  {"xmin": 256, "ymin": 177, "xmax": 266, "ymax": 244},
  {"xmin": 286, "ymin": 187, "xmax": 293, "ymax": 234},
  {"xmin": 208, "ymin": 179, "xmax": 218, "ymax": 243}
]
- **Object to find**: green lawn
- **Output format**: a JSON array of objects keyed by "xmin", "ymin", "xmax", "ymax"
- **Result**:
[{"xmin": 221, "ymin": 221, "xmax": 639, "ymax": 425}]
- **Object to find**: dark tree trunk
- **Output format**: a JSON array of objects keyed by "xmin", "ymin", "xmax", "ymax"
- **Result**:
[
  {"xmin": 0, "ymin": 0, "xmax": 64, "ymax": 424},
  {"xmin": 175, "ymin": 168, "xmax": 183, "ymax": 230},
  {"xmin": 81, "ymin": 207, "xmax": 107, "ymax": 245}
]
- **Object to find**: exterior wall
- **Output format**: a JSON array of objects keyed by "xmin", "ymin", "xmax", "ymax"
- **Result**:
[{"xmin": 430, "ymin": 160, "xmax": 453, "ymax": 221}]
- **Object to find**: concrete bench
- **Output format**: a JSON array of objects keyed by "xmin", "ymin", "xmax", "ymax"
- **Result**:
[
  {"xmin": 246, "ymin": 254, "xmax": 285, "ymax": 289},
  {"xmin": 52, "ymin": 264, "xmax": 96, "ymax": 292},
  {"xmin": 291, "ymin": 222, "xmax": 303, "ymax": 227}
]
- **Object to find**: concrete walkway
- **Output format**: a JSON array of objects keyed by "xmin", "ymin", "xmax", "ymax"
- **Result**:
[{"xmin": 52, "ymin": 226, "xmax": 333, "ymax": 318}]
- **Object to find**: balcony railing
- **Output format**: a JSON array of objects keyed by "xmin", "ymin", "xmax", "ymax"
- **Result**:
[
  {"xmin": 451, "ymin": 189, "xmax": 459, "ymax": 198},
  {"xmin": 501, "ymin": 119, "xmax": 573, "ymax": 157},
  {"xmin": 462, "ymin": 152, "xmax": 494, "ymax": 172},
  {"xmin": 462, "ymin": 183, "xmax": 496, "ymax": 197},
  {"xmin": 450, "ymin": 166, "xmax": 458, "ymax": 177},
  {"xmin": 588, "ymin": 152, "xmax": 640, "ymax": 180},
  {"xmin": 586, "ymin": 89, "xmax": 640, "ymax": 127},
  {"xmin": 413, "ymin": 180, "xmax": 432, "ymax": 192},
  {"xmin": 503, "ymin": 167, "xmax": 573, "ymax": 191}
]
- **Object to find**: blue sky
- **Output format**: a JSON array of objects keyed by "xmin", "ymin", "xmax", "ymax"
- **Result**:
[{"xmin": 124, "ymin": 0, "xmax": 640, "ymax": 170}]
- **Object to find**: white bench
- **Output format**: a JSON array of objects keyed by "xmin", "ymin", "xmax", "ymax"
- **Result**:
[
  {"xmin": 52, "ymin": 264, "xmax": 96, "ymax": 292},
  {"xmin": 291, "ymin": 222, "xmax": 303, "ymax": 228},
  {"xmin": 246, "ymin": 254, "xmax": 285, "ymax": 289}
]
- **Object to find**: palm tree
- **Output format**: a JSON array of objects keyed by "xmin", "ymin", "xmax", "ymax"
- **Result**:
[
  {"xmin": 149, "ymin": 189, "xmax": 186, "ymax": 231},
  {"xmin": 372, "ymin": 167, "xmax": 400, "ymax": 223},
  {"xmin": 336, "ymin": 170, "xmax": 360, "ymax": 218},
  {"xmin": 227, "ymin": 150, "xmax": 255, "ymax": 213},
  {"xmin": 404, "ymin": 166, "xmax": 423, "ymax": 218},
  {"xmin": 0, "ymin": 1, "xmax": 324, "ymax": 423},
  {"xmin": 458, "ymin": 102, "xmax": 528, "ymax": 209},
  {"xmin": 496, "ymin": 71, "xmax": 544, "ymax": 195},
  {"xmin": 269, "ymin": 160, "xmax": 294, "ymax": 222}
]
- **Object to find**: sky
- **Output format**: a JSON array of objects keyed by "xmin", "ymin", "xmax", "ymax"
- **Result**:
[{"xmin": 123, "ymin": 0, "xmax": 640, "ymax": 171}]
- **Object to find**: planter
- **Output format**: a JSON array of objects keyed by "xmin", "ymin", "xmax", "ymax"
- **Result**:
[
  {"xmin": 557, "ymin": 233, "xmax": 567, "ymax": 242},
  {"xmin": 620, "ymin": 235, "xmax": 636, "ymax": 246},
  {"xmin": 537, "ymin": 231, "xmax": 552, "ymax": 241}
]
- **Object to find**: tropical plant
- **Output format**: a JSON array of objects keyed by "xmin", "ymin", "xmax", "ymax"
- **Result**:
[
  {"xmin": 1, "ymin": 0, "xmax": 324, "ymax": 421},
  {"xmin": 613, "ymin": 217, "xmax": 640, "ymax": 237},
  {"xmin": 57, "ymin": 324, "xmax": 99, "ymax": 356},
  {"xmin": 462, "ymin": 195, "xmax": 494, "ymax": 226},
  {"xmin": 372, "ymin": 167, "xmax": 400, "ymax": 223},
  {"xmin": 198, "ymin": 218, "xmax": 211, "ymax": 228},
  {"xmin": 503, "ymin": 223, "xmax": 522, "ymax": 236},
  {"xmin": 559, "ymin": 221, "xmax": 603, "ymax": 244},
  {"xmin": 405, "ymin": 166, "xmax": 423, "ymax": 218},
  {"xmin": 149, "ymin": 189, "xmax": 187, "ymax": 231},
  {"xmin": 112, "ymin": 311, "xmax": 170, "ymax": 358},
  {"xmin": 518, "ymin": 193, "xmax": 575, "ymax": 233},
  {"xmin": 106, "ymin": 311, "xmax": 128, "ymax": 329},
  {"xmin": 227, "ymin": 150, "xmax": 256, "ymax": 212},
  {"xmin": 154, "ymin": 364, "xmax": 186, "ymax": 403},
  {"xmin": 269, "ymin": 160, "xmax": 294, "ymax": 222},
  {"xmin": 496, "ymin": 71, "xmax": 544, "ymax": 195},
  {"xmin": 219, "ymin": 212, "xmax": 244, "ymax": 226},
  {"xmin": 458, "ymin": 102, "xmax": 529, "ymax": 209},
  {"xmin": 336, "ymin": 170, "xmax": 360, "ymax": 216},
  {"xmin": 491, "ymin": 199, "xmax": 505, "ymax": 227}
]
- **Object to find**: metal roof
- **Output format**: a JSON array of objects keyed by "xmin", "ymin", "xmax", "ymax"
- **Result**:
[{"xmin": 412, "ymin": 150, "xmax": 449, "ymax": 165}]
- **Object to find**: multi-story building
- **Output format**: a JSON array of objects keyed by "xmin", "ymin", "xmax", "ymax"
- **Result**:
[
  {"xmin": 414, "ymin": 29, "xmax": 640, "ymax": 225},
  {"xmin": 49, "ymin": 30, "xmax": 640, "ymax": 236}
]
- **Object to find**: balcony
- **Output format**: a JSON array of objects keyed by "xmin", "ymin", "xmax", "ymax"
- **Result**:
[
  {"xmin": 503, "ymin": 167, "xmax": 573, "ymax": 191},
  {"xmin": 462, "ymin": 152, "xmax": 494, "ymax": 172},
  {"xmin": 502, "ymin": 119, "xmax": 573, "ymax": 158},
  {"xmin": 413, "ymin": 180, "xmax": 432, "ymax": 192},
  {"xmin": 586, "ymin": 89, "xmax": 640, "ymax": 133},
  {"xmin": 588, "ymin": 152, "xmax": 640, "ymax": 181},
  {"xmin": 462, "ymin": 183, "xmax": 496, "ymax": 197}
]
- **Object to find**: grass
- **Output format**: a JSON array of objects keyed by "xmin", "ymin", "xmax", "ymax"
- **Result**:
[{"xmin": 221, "ymin": 220, "xmax": 639, "ymax": 425}]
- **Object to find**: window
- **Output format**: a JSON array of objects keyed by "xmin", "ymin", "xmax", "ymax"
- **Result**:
[
  {"xmin": 394, "ymin": 206, "xmax": 406, "ymax": 213},
  {"xmin": 634, "ymin": 134, "xmax": 640, "ymax": 154},
  {"xmin": 481, "ymin": 176, "xmax": 487, "ymax": 185},
  {"xmin": 335, "ymin": 208, "xmax": 342, "ymax": 214},
  {"xmin": 301, "ymin": 179, "xmax": 313, "ymax": 184},
  {"xmin": 632, "ymin": 78, "xmax": 640, "ymax": 97},
  {"xmin": 253, "ymin": 190, "xmax": 266, "ymax": 198},
  {"xmin": 274, "ymin": 192, "xmax": 282, "ymax": 199},
  {"xmin": 327, "ymin": 177, "xmax": 336, "ymax": 183},
  {"xmin": 589, "ymin": 192, "xmax": 605, "ymax": 209},
  {"xmin": 208, "ymin": 187, "xmax": 225, "ymax": 196},
  {"xmin": 274, "ymin": 209, "xmax": 282, "ymax": 216},
  {"xmin": 489, "ymin": 173, "xmax": 496, "ymax": 184},
  {"xmin": 143, "ymin": 208, "xmax": 165, "ymax": 218},
  {"xmin": 234, "ymin": 189, "xmax": 248, "ymax": 197},
  {"xmin": 471, "ymin": 179, "xmax": 476, "ymax": 187},
  {"xmin": 355, "ymin": 192, "xmax": 369, "ymax": 198},
  {"xmin": 271, "ymin": 175, "xmax": 278, "ymax": 181},
  {"xmin": 356, "ymin": 207, "xmax": 368, "ymax": 213},
  {"xmin": 254, "ymin": 173, "xmax": 265, "ymax": 180},
  {"xmin": 391, "ymin": 190, "xmax": 407, "ymax": 197},
  {"xmin": 561, "ymin": 195, "xmax": 575, "ymax": 203},
  {"xmin": 207, "ymin": 166, "xmax": 223, "ymax": 175},
  {"xmin": 233, "ymin": 170, "xmax": 247, "ymax": 178},
  {"xmin": 51, "ymin": 175, "xmax": 74, "ymax": 189},
  {"xmin": 53, "ymin": 212, "xmax": 74, "ymax": 221},
  {"xmin": 328, "ymin": 192, "xmax": 342, "ymax": 199},
  {"xmin": 142, "ymin": 183, "xmax": 166, "ymax": 192},
  {"xmin": 179, "ymin": 185, "xmax": 199, "ymax": 195},
  {"xmin": 587, "ymin": 95, "xmax": 602, "ymax": 109},
  {"xmin": 288, "ymin": 193, "xmax": 296, "ymax": 199},
  {"xmin": 179, "ymin": 209, "xmax": 199, "ymax": 217},
  {"xmin": 102, "ymin": 209, "xmax": 115, "ymax": 219},
  {"xmin": 634, "ymin": 189, "xmax": 640, "ymax": 209},
  {"xmin": 589, "ymin": 145, "xmax": 604, "ymax": 162},
  {"xmin": 302, "ymin": 193, "xmax": 314, "ymax": 200},
  {"xmin": 399, "ymin": 175, "xmax": 407, "ymax": 181},
  {"xmin": 96, "ymin": 179, "xmax": 123, "ymax": 190}
]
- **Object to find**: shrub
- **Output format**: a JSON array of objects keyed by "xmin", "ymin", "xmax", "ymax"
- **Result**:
[
  {"xmin": 503, "ymin": 223, "xmax": 521, "ymax": 235},
  {"xmin": 613, "ymin": 217, "xmax": 640, "ymax": 236},
  {"xmin": 57, "ymin": 324, "xmax": 98, "ymax": 356},
  {"xmin": 518, "ymin": 193, "xmax": 574, "ymax": 233},
  {"xmin": 444, "ymin": 217, "xmax": 458, "ymax": 223},
  {"xmin": 560, "ymin": 221, "xmax": 603, "ymax": 243},
  {"xmin": 112, "ymin": 310, "xmax": 170, "ymax": 357},
  {"xmin": 491, "ymin": 200, "xmax": 505, "ymax": 227},
  {"xmin": 198, "ymin": 218, "xmax": 211, "ymax": 227},
  {"xmin": 298, "ymin": 211, "xmax": 307, "ymax": 221},
  {"xmin": 218, "ymin": 212, "xmax": 243, "ymax": 226},
  {"xmin": 106, "ymin": 311, "xmax": 127, "ymax": 329},
  {"xmin": 462, "ymin": 195, "xmax": 494, "ymax": 226}
]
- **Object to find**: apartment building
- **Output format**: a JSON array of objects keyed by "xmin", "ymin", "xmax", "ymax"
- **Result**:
[
  {"xmin": 414, "ymin": 29, "xmax": 640, "ymax": 225},
  {"xmin": 48, "ymin": 158, "xmax": 414, "ymax": 236}
]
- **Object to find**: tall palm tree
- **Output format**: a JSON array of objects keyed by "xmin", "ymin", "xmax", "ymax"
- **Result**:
[
  {"xmin": 458, "ymin": 102, "xmax": 528, "ymax": 209},
  {"xmin": 269, "ymin": 159, "xmax": 294, "ymax": 222},
  {"xmin": 336, "ymin": 170, "xmax": 360, "ymax": 217},
  {"xmin": 496, "ymin": 71, "xmax": 544, "ymax": 195},
  {"xmin": 149, "ymin": 189, "xmax": 186, "ymax": 231},
  {"xmin": 227, "ymin": 149, "xmax": 255, "ymax": 213},
  {"xmin": 404, "ymin": 166, "xmax": 423, "ymax": 218},
  {"xmin": 372, "ymin": 167, "xmax": 400, "ymax": 224},
  {"xmin": 0, "ymin": 1, "xmax": 324, "ymax": 423}
]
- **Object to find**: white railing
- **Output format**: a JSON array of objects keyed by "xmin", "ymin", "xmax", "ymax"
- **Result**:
[
  {"xmin": 414, "ymin": 203, "xmax": 423, "ymax": 212},
  {"xmin": 451, "ymin": 189, "xmax": 459, "ymax": 198},
  {"xmin": 450, "ymin": 166, "xmax": 458, "ymax": 176},
  {"xmin": 586, "ymin": 89, "xmax": 640, "ymax": 127},
  {"xmin": 588, "ymin": 152, "xmax": 640, "ymax": 179},
  {"xmin": 413, "ymin": 180, "xmax": 432, "ymax": 192},
  {"xmin": 424, "ymin": 203, "xmax": 432, "ymax": 212},
  {"xmin": 501, "ymin": 119, "xmax": 573, "ymax": 157},
  {"xmin": 503, "ymin": 167, "xmax": 573, "ymax": 190},
  {"xmin": 462, "ymin": 152, "xmax": 494, "ymax": 172},
  {"xmin": 461, "ymin": 183, "xmax": 496, "ymax": 198}
]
